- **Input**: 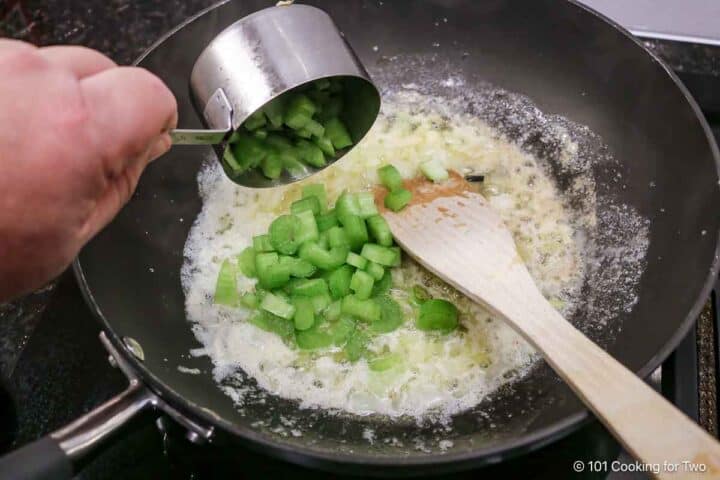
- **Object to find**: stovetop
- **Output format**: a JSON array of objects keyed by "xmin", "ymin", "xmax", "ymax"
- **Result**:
[{"xmin": 1, "ymin": 1, "xmax": 720, "ymax": 479}]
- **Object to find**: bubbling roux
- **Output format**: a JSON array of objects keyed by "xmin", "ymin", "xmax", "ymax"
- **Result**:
[{"xmin": 182, "ymin": 92, "xmax": 592, "ymax": 419}]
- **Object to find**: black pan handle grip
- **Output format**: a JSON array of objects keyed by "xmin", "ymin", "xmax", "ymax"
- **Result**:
[
  {"xmin": 0, "ymin": 436, "xmax": 72, "ymax": 480},
  {"xmin": 0, "ymin": 380, "xmax": 154, "ymax": 480}
]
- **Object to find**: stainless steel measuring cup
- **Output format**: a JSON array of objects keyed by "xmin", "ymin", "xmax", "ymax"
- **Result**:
[{"xmin": 170, "ymin": 3, "xmax": 381, "ymax": 188}]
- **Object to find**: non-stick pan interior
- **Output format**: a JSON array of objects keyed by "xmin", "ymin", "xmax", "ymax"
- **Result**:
[{"xmin": 75, "ymin": 0, "xmax": 720, "ymax": 473}]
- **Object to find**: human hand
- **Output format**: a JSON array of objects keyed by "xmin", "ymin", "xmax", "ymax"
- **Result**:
[{"xmin": 0, "ymin": 39, "xmax": 177, "ymax": 300}]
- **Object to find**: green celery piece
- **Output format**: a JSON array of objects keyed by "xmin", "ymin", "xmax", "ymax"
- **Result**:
[
  {"xmin": 366, "ymin": 215, "xmax": 393, "ymax": 247},
  {"xmin": 243, "ymin": 110, "xmax": 267, "ymax": 130},
  {"xmin": 260, "ymin": 292, "xmax": 296, "ymax": 320},
  {"xmin": 269, "ymin": 215, "xmax": 302, "ymax": 255},
  {"xmin": 228, "ymin": 130, "xmax": 241, "ymax": 143},
  {"xmin": 349, "ymin": 269, "xmax": 374, "ymax": 300},
  {"xmin": 417, "ymin": 299, "xmax": 458, "ymax": 332},
  {"xmin": 324, "ymin": 300, "xmax": 342, "ymax": 321},
  {"xmin": 335, "ymin": 191, "xmax": 360, "ymax": 224},
  {"xmin": 318, "ymin": 96, "xmax": 342, "ymax": 121},
  {"xmin": 314, "ymin": 136, "xmax": 335, "ymax": 157},
  {"xmin": 222, "ymin": 147, "xmax": 244, "ymax": 174},
  {"xmin": 296, "ymin": 329, "xmax": 334, "ymax": 350},
  {"xmin": 384, "ymin": 188, "xmax": 412, "ymax": 212},
  {"xmin": 291, "ymin": 196, "xmax": 321, "ymax": 216},
  {"xmin": 327, "ymin": 265, "xmax": 353, "ymax": 299},
  {"xmin": 356, "ymin": 192, "xmax": 379, "ymax": 218},
  {"xmin": 327, "ymin": 226, "xmax": 349, "ymax": 248},
  {"xmin": 346, "ymin": 251, "xmax": 367, "ymax": 270},
  {"xmin": 371, "ymin": 270, "xmax": 393, "ymax": 296},
  {"xmin": 263, "ymin": 97, "xmax": 285, "ymax": 128},
  {"xmin": 390, "ymin": 247, "xmax": 402, "ymax": 266},
  {"xmin": 285, "ymin": 113, "xmax": 311, "ymax": 130},
  {"xmin": 304, "ymin": 119, "xmax": 325, "ymax": 138},
  {"xmin": 314, "ymin": 78, "xmax": 331, "ymax": 90},
  {"xmin": 260, "ymin": 152, "xmax": 282, "ymax": 179},
  {"xmin": 324, "ymin": 117, "xmax": 353, "ymax": 149},
  {"xmin": 420, "ymin": 159, "xmax": 449, "ymax": 182},
  {"xmin": 344, "ymin": 330, "xmax": 369, "ymax": 362},
  {"xmin": 316, "ymin": 210, "xmax": 338, "ymax": 232},
  {"xmin": 317, "ymin": 230, "xmax": 330, "ymax": 249},
  {"xmin": 302, "ymin": 184, "xmax": 328, "ymax": 213},
  {"xmin": 214, "ymin": 259, "xmax": 239, "ymax": 307},
  {"xmin": 237, "ymin": 247, "xmax": 257, "ymax": 278},
  {"xmin": 298, "ymin": 242, "xmax": 348, "ymax": 270},
  {"xmin": 253, "ymin": 234, "xmax": 274, "ymax": 253},
  {"xmin": 361, "ymin": 243, "xmax": 399, "ymax": 267},
  {"xmin": 296, "ymin": 140, "xmax": 326, "ymax": 167},
  {"xmin": 240, "ymin": 292, "xmax": 258, "ymax": 309},
  {"xmin": 280, "ymin": 151, "xmax": 308, "ymax": 178},
  {"xmin": 295, "ymin": 128, "xmax": 313, "ymax": 139},
  {"xmin": 295, "ymin": 210, "xmax": 319, "ymax": 244},
  {"xmin": 370, "ymin": 295, "xmax": 403, "ymax": 333},
  {"xmin": 292, "ymin": 297, "xmax": 315, "ymax": 330},
  {"xmin": 250, "ymin": 311, "xmax": 295, "ymax": 342},
  {"xmin": 279, "ymin": 256, "xmax": 316, "ymax": 278},
  {"xmin": 342, "ymin": 215, "xmax": 368, "ymax": 252},
  {"xmin": 369, "ymin": 353, "xmax": 402, "ymax": 372},
  {"xmin": 286, "ymin": 93, "xmax": 317, "ymax": 118},
  {"xmin": 255, "ymin": 252, "xmax": 292, "ymax": 289},
  {"xmin": 341, "ymin": 295, "xmax": 381, "ymax": 323},
  {"xmin": 290, "ymin": 278, "xmax": 329, "ymax": 297},
  {"xmin": 377, "ymin": 164, "xmax": 404, "ymax": 191},
  {"xmin": 330, "ymin": 316, "xmax": 356, "ymax": 346},
  {"xmin": 265, "ymin": 133, "xmax": 293, "ymax": 151},
  {"xmin": 365, "ymin": 261, "xmax": 384, "ymax": 281},
  {"xmin": 311, "ymin": 292, "xmax": 331, "ymax": 314},
  {"xmin": 253, "ymin": 129, "xmax": 268, "ymax": 140},
  {"xmin": 231, "ymin": 133, "xmax": 268, "ymax": 169}
]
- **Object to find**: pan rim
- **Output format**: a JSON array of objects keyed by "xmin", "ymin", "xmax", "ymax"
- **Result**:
[{"xmin": 72, "ymin": 0, "xmax": 720, "ymax": 473}]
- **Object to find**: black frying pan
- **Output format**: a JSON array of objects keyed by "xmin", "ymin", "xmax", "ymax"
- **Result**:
[{"xmin": 1, "ymin": 0, "xmax": 719, "ymax": 478}]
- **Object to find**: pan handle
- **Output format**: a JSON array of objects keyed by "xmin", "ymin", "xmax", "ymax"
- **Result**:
[
  {"xmin": 0, "ymin": 332, "xmax": 213, "ymax": 479},
  {"xmin": 0, "ymin": 380, "xmax": 153, "ymax": 480}
]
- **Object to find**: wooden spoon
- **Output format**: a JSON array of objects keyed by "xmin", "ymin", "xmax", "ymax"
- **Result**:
[{"xmin": 379, "ymin": 173, "xmax": 720, "ymax": 478}]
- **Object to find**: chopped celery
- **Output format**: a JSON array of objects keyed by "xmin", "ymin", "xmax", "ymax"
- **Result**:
[
  {"xmin": 327, "ymin": 226, "xmax": 349, "ymax": 248},
  {"xmin": 292, "ymin": 297, "xmax": 315, "ymax": 330},
  {"xmin": 214, "ymin": 259, "xmax": 239, "ymax": 307},
  {"xmin": 263, "ymin": 97, "xmax": 285, "ymax": 128},
  {"xmin": 371, "ymin": 270, "xmax": 393, "ymax": 296},
  {"xmin": 417, "ymin": 299, "xmax": 458, "ymax": 332},
  {"xmin": 327, "ymin": 265, "xmax": 354, "ymax": 299},
  {"xmin": 223, "ymin": 147, "xmax": 244, "ymax": 174},
  {"xmin": 314, "ymin": 136, "xmax": 335, "ymax": 157},
  {"xmin": 253, "ymin": 129, "xmax": 268, "ymax": 140},
  {"xmin": 237, "ymin": 247, "xmax": 257, "ymax": 278},
  {"xmin": 384, "ymin": 188, "xmax": 412, "ymax": 212},
  {"xmin": 420, "ymin": 159, "xmax": 449, "ymax": 182},
  {"xmin": 314, "ymin": 78, "xmax": 331, "ymax": 90},
  {"xmin": 311, "ymin": 292, "xmax": 331, "ymax": 314},
  {"xmin": 240, "ymin": 292, "xmax": 258, "ymax": 309},
  {"xmin": 291, "ymin": 196, "xmax": 321, "ymax": 216},
  {"xmin": 296, "ymin": 140, "xmax": 326, "ymax": 167},
  {"xmin": 324, "ymin": 300, "xmax": 342, "ymax": 321},
  {"xmin": 303, "ymin": 118, "xmax": 325, "ymax": 138},
  {"xmin": 324, "ymin": 117, "xmax": 353, "ymax": 149},
  {"xmin": 316, "ymin": 211, "xmax": 338, "ymax": 232},
  {"xmin": 369, "ymin": 353, "xmax": 402, "ymax": 372},
  {"xmin": 295, "ymin": 210, "xmax": 319, "ymax": 244},
  {"xmin": 344, "ymin": 330, "xmax": 369, "ymax": 362},
  {"xmin": 366, "ymin": 215, "xmax": 393, "ymax": 247},
  {"xmin": 341, "ymin": 215, "xmax": 368, "ymax": 251},
  {"xmin": 346, "ymin": 251, "xmax": 368, "ymax": 270},
  {"xmin": 298, "ymin": 242, "xmax": 348, "ymax": 270},
  {"xmin": 317, "ymin": 230, "xmax": 330, "ymax": 249},
  {"xmin": 411, "ymin": 285, "xmax": 431, "ymax": 304},
  {"xmin": 255, "ymin": 252, "xmax": 291, "ymax": 289},
  {"xmin": 250, "ymin": 311, "xmax": 295, "ymax": 342},
  {"xmin": 290, "ymin": 278, "xmax": 329, "ymax": 297},
  {"xmin": 349, "ymin": 270, "xmax": 374, "ymax": 300},
  {"xmin": 265, "ymin": 133, "xmax": 293, "ymax": 151},
  {"xmin": 389, "ymin": 246, "xmax": 402, "ymax": 266},
  {"xmin": 335, "ymin": 191, "xmax": 360, "ymax": 223},
  {"xmin": 286, "ymin": 94, "xmax": 317, "ymax": 119},
  {"xmin": 370, "ymin": 295, "xmax": 403, "ymax": 333},
  {"xmin": 243, "ymin": 110, "xmax": 267, "ymax": 130},
  {"xmin": 252, "ymin": 234, "xmax": 274, "ymax": 253},
  {"xmin": 302, "ymin": 184, "xmax": 328, "ymax": 213},
  {"xmin": 377, "ymin": 164, "xmax": 404, "ymax": 191},
  {"xmin": 269, "ymin": 215, "xmax": 301, "ymax": 255},
  {"xmin": 260, "ymin": 292, "xmax": 296, "ymax": 320},
  {"xmin": 361, "ymin": 243, "xmax": 399, "ymax": 267},
  {"xmin": 231, "ymin": 133, "xmax": 267, "ymax": 169},
  {"xmin": 296, "ymin": 328, "xmax": 334, "ymax": 350},
  {"xmin": 278, "ymin": 256, "xmax": 316, "ymax": 278},
  {"xmin": 356, "ymin": 192, "xmax": 379, "ymax": 218},
  {"xmin": 341, "ymin": 295, "xmax": 381, "ymax": 323},
  {"xmin": 330, "ymin": 316, "xmax": 356, "ymax": 346},
  {"xmin": 260, "ymin": 152, "xmax": 282, "ymax": 179},
  {"xmin": 365, "ymin": 261, "xmax": 384, "ymax": 281}
]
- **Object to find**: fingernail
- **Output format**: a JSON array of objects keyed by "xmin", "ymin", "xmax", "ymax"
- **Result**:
[{"xmin": 148, "ymin": 133, "xmax": 171, "ymax": 162}]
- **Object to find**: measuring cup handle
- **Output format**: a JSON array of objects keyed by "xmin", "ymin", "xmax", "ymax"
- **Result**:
[{"xmin": 170, "ymin": 128, "xmax": 230, "ymax": 145}]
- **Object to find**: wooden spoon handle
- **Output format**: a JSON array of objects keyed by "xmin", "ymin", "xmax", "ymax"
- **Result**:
[{"xmin": 486, "ymin": 285, "xmax": 720, "ymax": 479}]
